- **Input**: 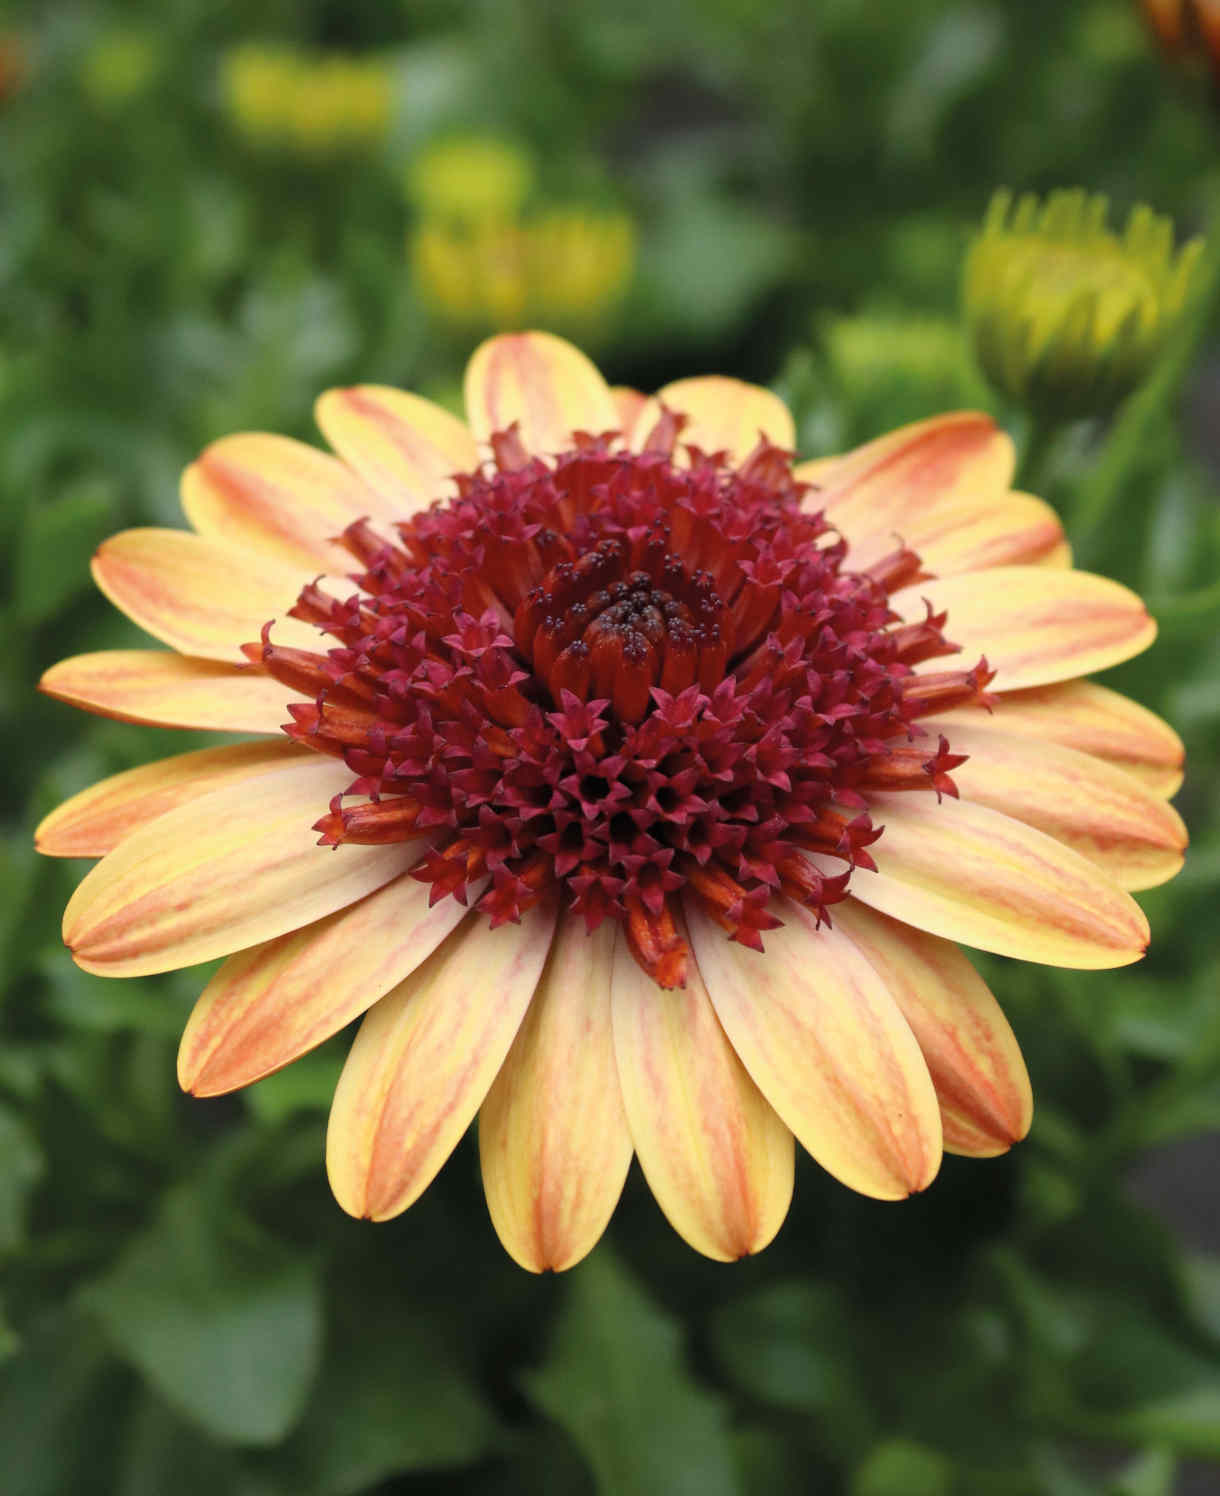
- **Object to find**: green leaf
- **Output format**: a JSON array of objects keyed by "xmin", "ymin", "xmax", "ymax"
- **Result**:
[
  {"xmin": 0, "ymin": 1103, "xmax": 45, "ymax": 1253},
  {"xmin": 850, "ymin": 1439, "xmax": 954, "ymax": 1496},
  {"xmin": 1106, "ymin": 1448, "xmax": 1176, "ymax": 1496},
  {"xmin": 523, "ymin": 1246, "xmax": 740, "ymax": 1496},
  {"xmin": 82, "ymin": 1182, "xmax": 323, "ymax": 1446},
  {"xmin": 116, "ymin": 1394, "xmax": 276, "ymax": 1496},
  {"xmin": 14, "ymin": 478, "xmax": 117, "ymax": 626}
]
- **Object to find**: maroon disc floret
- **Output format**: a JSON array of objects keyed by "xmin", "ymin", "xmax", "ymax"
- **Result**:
[{"xmin": 249, "ymin": 411, "xmax": 992, "ymax": 987}]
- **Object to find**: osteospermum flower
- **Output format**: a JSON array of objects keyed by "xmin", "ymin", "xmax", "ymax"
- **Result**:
[{"xmin": 39, "ymin": 332, "xmax": 1186, "ymax": 1270}]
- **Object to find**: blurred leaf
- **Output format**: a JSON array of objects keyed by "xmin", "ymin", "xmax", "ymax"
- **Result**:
[
  {"xmin": 13, "ymin": 478, "xmax": 117, "ymax": 626},
  {"xmin": 524, "ymin": 1246, "xmax": 739, "ymax": 1496},
  {"xmin": 1179, "ymin": 1255, "xmax": 1220, "ymax": 1343},
  {"xmin": 82, "ymin": 1182, "xmax": 323, "ymax": 1446},
  {"xmin": 0, "ymin": 1102, "xmax": 45, "ymax": 1254},
  {"xmin": 850, "ymin": 1439, "xmax": 953, "ymax": 1496},
  {"xmin": 242, "ymin": 1039, "xmax": 346, "ymax": 1126},
  {"xmin": 116, "ymin": 1393, "xmax": 273, "ymax": 1496},
  {"xmin": 1106, "ymin": 1447, "xmax": 1176, "ymax": 1496}
]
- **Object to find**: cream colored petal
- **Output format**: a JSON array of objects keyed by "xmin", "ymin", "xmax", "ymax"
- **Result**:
[
  {"xmin": 315, "ymin": 385, "xmax": 478, "ymax": 514},
  {"xmin": 36, "ymin": 740, "xmax": 304, "ymax": 858},
  {"xmin": 479, "ymin": 917, "xmax": 632, "ymax": 1272},
  {"xmin": 611, "ymin": 912, "xmax": 794, "ymax": 1261},
  {"xmin": 63, "ymin": 757, "xmax": 415, "ymax": 977},
  {"xmin": 858, "ymin": 490, "xmax": 1068, "ymax": 577},
  {"xmin": 463, "ymin": 331, "xmax": 619, "ymax": 452},
  {"xmin": 92, "ymin": 528, "xmax": 325, "ymax": 664},
  {"xmin": 935, "ymin": 681, "xmax": 1185, "ymax": 798},
  {"xmin": 842, "ymin": 792, "xmax": 1149, "ymax": 968},
  {"xmin": 831, "ymin": 900, "xmax": 1031, "ymax": 1158},
  {"xmin": 629, "ymin": 377, "xmax": 796, "ymax": 463},
  {"xmin": 687, "ymin": 898, "xmax": 942, "ymax": 1200},
  {"xmin": 609, "ymin": 385, "xmax": 647, "ymax": 434},
  {"xmin": 178, "ymin": 872, "xmax": 476, "ymax": 1096},
  {"xmin": 182, "ymin": 432, "xmax": 388, "ymax": 571},
  {"xmin": 326, "ymin": 903, "xmax": 557, "ymax": 1221},
  {"xmin": 946, "ymin": 723, "xmax": 1187, "ymax": 891},
  {"xmin": 39, "ymin": 651, "xmax": 288, "ymax": 733},
  {"xmin": 796, "ymin": 412, "xmax": 1015, "ymax": 546},
  {"xmin": 892, "ymin": 566, "xmax": 1156, "ymax": 692}
]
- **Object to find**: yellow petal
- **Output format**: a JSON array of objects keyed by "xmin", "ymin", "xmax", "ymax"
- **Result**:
[
  {"xmin": 947, "ymin": 723, "xmax": 1187, "ymax": 891},
  {"xmin": 326, "ymin": 903, "xmax": 557, "ymax": 1221},
  {"xmin": 63, "ymin": 757, "xmax": 415, "ymax": 977},
  {"xmin": 844, "ymin": 792, "xmax": 1149, "ymax": 968},
  {"xmin": 687, "ymin": 898, "xmax": 942, "ymax": 1200},
  {"xmin": 178, "ymin": 873, "xmax": 475, "ymax": 1096},
  {"xmin": 629, "ymin": 377, "xmax": 796, "ymax": 463},
  {"xmin": 892, "ymin": 566, "xmax": 1156, "ymax": 692},
  {"xmin": 40, "ymin": 651, "xmax": 288, "ymax": 733},
  {"xmin": 92, "ymin": 528, "xmax": 323, "ymax": 664},
  {"xmin": 832, "ymin": 901, "xmax": 1031, "ymax": 1158},
  {"xmin": 796, "ymin": 412, "xmax": 1015, "ymax": 553},
  {"xmin": 315, "ymin": 385, "xmax": 478, "ymax": 514},
  {"xmin": 36, "ymin": 741, "xmax": 304, "ymax": 858},
  {"xmin": 609, "ymin": 385, "xmax": 647, "ymax": 434},
  {"xmin": 479, "ymin": 917, "xmax": 632, "ymax": 1272},
  {"xmin": 936, "ymin": 681, "xmax": 1185, "ymax": 798},
  {"xmin": 865, "ymin": 490, "xmax": 1068, "ymax": 577},
  {"xmin": 182, "ymin": 432, "xmax": 387, "ymax": 571},
  {"xmin": 611, "ymin": 913, "xmax": 794, "ymax": 1259},
  {"xmin": 463, "ymin": 331, "xmax": 618, "ymax": 452}
]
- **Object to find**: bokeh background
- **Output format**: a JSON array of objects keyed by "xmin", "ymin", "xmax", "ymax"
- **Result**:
[{"xmin": 3, "ymin": 2, "xmax": 1220, "ymax": 1493}]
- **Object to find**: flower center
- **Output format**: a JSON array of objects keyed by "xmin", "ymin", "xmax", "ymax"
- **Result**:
[{"xmin": 253, "ymin": 414, "xmax": 992, "ymax": 987}]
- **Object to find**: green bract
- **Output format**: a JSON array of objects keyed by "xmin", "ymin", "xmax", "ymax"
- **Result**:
[{"xmin": 963, "ymin": 188, "xmax": 1203, "ymax": 419}]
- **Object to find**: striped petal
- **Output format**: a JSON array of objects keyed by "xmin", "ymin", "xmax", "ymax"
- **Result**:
[
  {"xmin": 687, "ymin": 899, "xmax": 942, "ymax": 1200},
  {"xmin": 92, "ymin": 529, "xmax": 323, "ymax": 664},
  {"xmin": 36, "ymin": 741, "xmax": 304, "ymax": 858},
  {"xmin": 479, "ymin": 918, "xmax": 632, "ymax": 1272},
  {"xmin": 463, "ymin": 332, "xmax": 618, "ymax": 452},
  {"xmin": 63, "ymin": 758, "xmax": 414, "ymax": 977},
  {"xmin": 609, "ymin": 385, "xmax": 647, "ymax": 434},
  {"xmin": 947, "ymin": 723, "xmax": 1187, "ymax": 891},
  {"xmin": 844, "ymin": 792, "xmax": 1149, "ymax": 968},
  {"xmin": 629, "ymin": 377, "xmax": 796, "ymax": 463},
  {"xmin": 795, "ymin": 412, "xmax": 1015, "ymax": 556},
  {"xmin": 936, "ymin": 681, "xmax": 1185, "ymax": 798},
  {"xmin": 892, "ymin": 567, "xmax": 1156, "ymax": 691},
  {"xmin": 315, "ymin": 385, "xmax": 478, "ymax": 514},
  {"xmin": 832, "ymin": 901, "xmax": 1032, "ymax": 1157},
  {"xmin": 178, "ymin": 873, "xmax": 475, "ymax": 1097},
  {"xmin": 855, "ymin": 490, "xmax": 1068, "ymax": 577},
  {"xmin": 182, "ymin": 432, "xmax": 388, "ymax": 571},
  {"xmin": 326, "ymin": 903, "xmax": 557, "ymax": 1221},
  {"xmin": 611, "ymin": 914, "xmax": 793, "ymax": 1260},
  {"xmin": 39, "ymin": 652, "xmax": 288, "ymax": 733}
]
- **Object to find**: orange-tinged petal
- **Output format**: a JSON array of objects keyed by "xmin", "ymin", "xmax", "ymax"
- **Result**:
[
  {"xmin": 867, "ymin": 490, "xmax": 1069, "ymax": 577},
  {"xmin": 844, "ymin": 792, "xmax": 1149, "ymax": 968},
  {"xmin": 39, "ymin": 651, "xmax": 288, "ymax": 733},
  {"xmin": 611, "ymin": 913, "xmax": 793, "ymax": 1259},
  {"xmin": 832, "ymin": 901, "xmax": 1032, "ymax": 1158},
  {"xmin": 629, "ymin": 376, "xmax": 796, "ymax": 463},
  {"xmin": 315, "ymin": 385, "xmax": 478, "ymax": 514},
  {"xmin": 936, "ymin": 681, "xmax": 1185, "ymax": 798},
  {"xmin": 463, "ymin": 331, "xmax": 618, "ymax": 452},
  {"xmin": 796, "ymin": 412, "xmax": 1015, "ymax": 552},
  {"xmin": 947, "ymin": 723, "xmax": 1187, "ymax": 891},
  {"xmin": 92, "ymin": 528, "xmax": 323, "ymax": 664},
  {"xmin": 36, "ymin": 740, "xmax": 304, "ymax": 858},
  {"xmin": 182, "ymin": 432, "xmax": 388, "ymax": 571},
  {"xmin": 178, "ymin": 872, "xmax": 475, "ymax": 1097},
  {"xmin": 609, "ymin": 385, "xmax": 647, "ymax": 434},
  {"xmin": 892, "ymin": 566, "xmax": 1156, "ymax": 691},
  {"xmin": 63, "ymin": 758, "xmax": 414, "ymax": 977},
  {"xmin": 687, "ymin": 898, "xmax": 942, "ymax": 1200},
  {"xmin": 479, "ymin": 918, "xmax": 632, "ymax": 1272},
  {"xmin": 326, "ymin": 903, "xmax": 557, "ymax": 1221}
]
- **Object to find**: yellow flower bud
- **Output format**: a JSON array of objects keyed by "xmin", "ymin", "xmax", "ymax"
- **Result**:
[{"xmin": 220, "ymin": 44, "xmax": 392, "ymax": 158}]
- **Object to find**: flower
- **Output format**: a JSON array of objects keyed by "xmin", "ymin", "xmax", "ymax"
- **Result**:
[
  {"xmin": 406, "ymin": 136, "xmax": 536, "ymax": 223},
  {"xmin": 38, "ymin": 332, "xmax": 1185, "ymax": 1271},
  {"xmin": 220, "ymin": 44, "xmax": 393, "ymax": 159},
  {"xmin": 964, "ymin": 188, "xmax": 1203, "ymax": 419},
  {"xmin": 1139, "ymin": 0, "xmax": 1220, "ymax": 80},
  {"xmin": 411, "ymin": 209, "xmax": 636, "ymax": 338}
]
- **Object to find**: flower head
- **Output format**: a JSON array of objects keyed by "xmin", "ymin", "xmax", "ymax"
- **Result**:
[
  {"xmin": 406, "ymin": 136, "xmax": 536, "ymax": 223},
  {"xmin": 39, "ymin": 332, "xmax": 1185, "ymax": 1270},
  {"xmin": 221, "ymin": 44, "xmax": 393, "ymax": 159},
  {"xmin": 964, "ymin": 188, "xmax": 1203, "ymax": 419}
]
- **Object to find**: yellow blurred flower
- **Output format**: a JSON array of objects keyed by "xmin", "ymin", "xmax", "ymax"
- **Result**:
[
  {"xmin": 406, "ymin": 136, "xmax": 536, "ymax": 223},
  {"xmin": 412, "ymin": 208, "xmax": 636, "ymax": 336},
  {"xmin": 964, "ymin": 188, "xmax": 1203, "ymax": 419},
  {"xmin": 221, "ymin": 44, "xmax": 393, "ymax": 158}
]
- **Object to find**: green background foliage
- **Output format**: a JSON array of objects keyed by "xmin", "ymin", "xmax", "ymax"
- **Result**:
[{"xmin": 2, "ymin": 1, "xmax": 1220, "ymax": 1492}]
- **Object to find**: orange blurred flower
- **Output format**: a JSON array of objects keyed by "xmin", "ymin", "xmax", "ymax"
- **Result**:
[
  {"xmin": 1140, "ymin": 0, "xmax": 1220, "ymax": 78},
  {"xmin": 39, "ymin": 333, "xmax": 1184, "ymax": 1269}
]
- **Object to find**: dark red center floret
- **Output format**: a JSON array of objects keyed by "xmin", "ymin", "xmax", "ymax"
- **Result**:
[{"xmin": 250, "ymin": 412, "xmax": 993, "ymax": 988}]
